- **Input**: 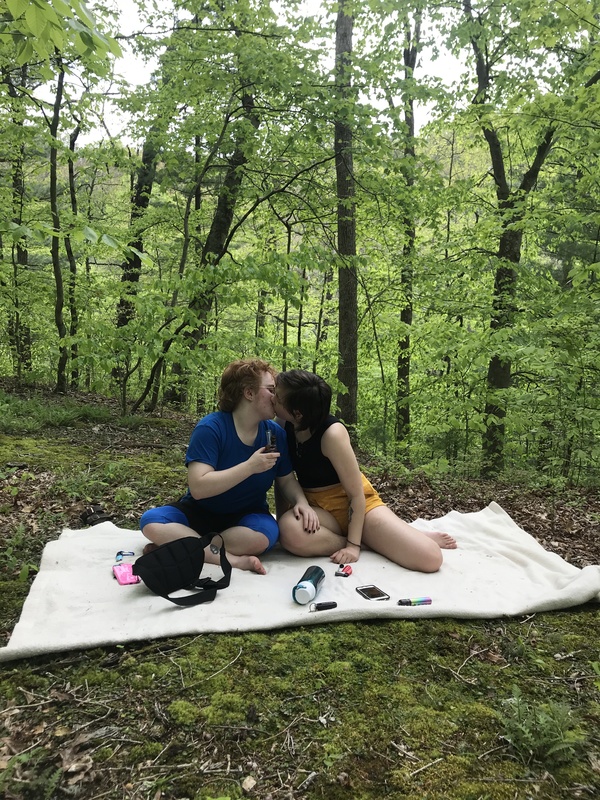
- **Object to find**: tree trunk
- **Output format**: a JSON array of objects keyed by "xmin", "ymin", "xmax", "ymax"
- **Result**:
[
  {"xmin": 297, "ymin": 266, "xmax": 307, "ymax": 351},
  {"xmin": 395, "ymin": 11, "xmax": 421, "ymax": 457},
  {"xmin": 48, "ymin": 62, "xmax": 68, "ymax": 394},
  {"xmin": 334, "ymin": 1, "xmax": 357, "ymax": 429},
  {"xmin": 256, "ymin": 289, "xmax": 267, "ymax": 339},
  {"xmin": 66, "ymin": 122, "xmax": 81, "ymax": 388},
  {"xmin": 464, "ymin": 1, "xmax": 556, "ymax": 474},
  {"xmin": 6, "ymin": 67, "xmax": 32, "ymax": 379},
  {"xmin": 313, "ymin": 267, "xmax": 333, "ymax": 373},
  {"xmin": 116, "ymin": 137, "xmax": 158, "ymax": 330}
]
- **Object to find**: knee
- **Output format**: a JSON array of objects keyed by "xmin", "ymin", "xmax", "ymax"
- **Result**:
[
  {"xmin": 141, "ymin": 521, "xmax": 164, "ymax": 540},
  {"xmin": 420, "ymin": 548, "xmax": 443, "ymax": 573},
  {"xmin": 278, "ymin": 513, "xmax": 311, "ymax": 556},
  {"xmin": 140, "ymin": 509, "xmax": 154, "ymax": 530}
]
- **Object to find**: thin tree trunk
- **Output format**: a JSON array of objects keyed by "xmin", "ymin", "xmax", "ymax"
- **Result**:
[
  {"xmin": 334, "ymin": 1, "xmax": 357, "ymax": 429},
  {"xmin": 313, "ymin": 267, "xmax": 333, "ymax": 374},
  {"xmin": 256, "ymin": 289, "xmax": 267, "ymax": 339},
  {"xmin": 297, "ymin": 267, "xmax": 307, "ymax": 352},
  {"xmin": 4, "ymin": 65, "xmax": 32, "ymax": 379},
  {"xmin": 66, "ymin": 122, "xmax": 81, "ymax": 388},
  {"xmin": 395, "ymin": 10, "xmax": 421, "ymax": 458},
  {"xmin": 48, "ymin": 61, "xmax": 68, "ymax": 393}
]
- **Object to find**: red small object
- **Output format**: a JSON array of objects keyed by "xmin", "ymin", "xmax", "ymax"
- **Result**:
[{"xmin": 336, "ymin": 564, "xmax": 353, "ymax": 577}]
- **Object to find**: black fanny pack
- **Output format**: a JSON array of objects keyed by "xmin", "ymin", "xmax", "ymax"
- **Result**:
[{"xmin": 133, "ymin": 535, "xmax": 231, "ymax": 607}]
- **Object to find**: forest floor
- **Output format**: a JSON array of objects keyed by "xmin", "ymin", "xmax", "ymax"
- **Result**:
[{"xmin": 1, "ymin": 382, "xmax": 599, "ymax": 800}]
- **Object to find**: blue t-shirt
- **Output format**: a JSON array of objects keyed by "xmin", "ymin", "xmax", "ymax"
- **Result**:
[{"xmin": 180, "ymin": 412, "xmax": 292, "ymax": 515}]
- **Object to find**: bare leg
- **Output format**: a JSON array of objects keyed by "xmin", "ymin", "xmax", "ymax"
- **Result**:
[
  {"xmin": 142, "ymin": 521, "xmax": 198, "ymax": 547},
  {"xmin": 362, "ymin": 506, "xmax": 444, "ymax": 573},
  {"xmin": 278, "ymin": 507, "xmax": 346, "ymax": 557},
  {"xmin": 142, "ymin": 522, "xmax": 268, "ymax": 574}
]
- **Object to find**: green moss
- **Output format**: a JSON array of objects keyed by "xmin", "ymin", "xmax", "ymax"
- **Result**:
[
  {"xmin": 200, "ymin": 691, "xmax": 247, "ymax": 725},
  {"xmin": 323, "ymin": 659, "xmax": 352, "ymax": 679},
  {"xmin": 0, "ymin": 581, "xmax": 30, "ymax": 629},
  {"xmin": 80, "ymin": 667, "xmax": 122, "ymax": 687},
  {"xmin": 167, "ymin": 699, "xmax": 203, "ymax": 725},
  {"xmin": 129, "ymin": 741, "xmax": 166, "ymax": 761}
]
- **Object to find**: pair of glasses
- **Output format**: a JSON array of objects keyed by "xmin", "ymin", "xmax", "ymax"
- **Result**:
[{"xmin": 115, "ymin": 550, "xmax": 135, "ymax": 562}]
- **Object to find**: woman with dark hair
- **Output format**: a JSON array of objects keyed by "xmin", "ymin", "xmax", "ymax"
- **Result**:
[
  {"xmin": 140, "ymin": 359, "xmax": 319, "ymax": 574},
  {"xmin": 275, "ymin": 369, "xmax": 456, "ymax": 570}
]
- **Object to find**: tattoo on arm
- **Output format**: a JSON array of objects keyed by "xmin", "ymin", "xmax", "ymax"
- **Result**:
[{"xmin": 348, "ymin": 504, "xmax": 353, "ymax": 522}]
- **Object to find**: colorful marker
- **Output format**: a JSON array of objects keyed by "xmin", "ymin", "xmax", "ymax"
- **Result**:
[{"xmin": 397, "ymin": 597, "xmax": 432, "ymax": 606}]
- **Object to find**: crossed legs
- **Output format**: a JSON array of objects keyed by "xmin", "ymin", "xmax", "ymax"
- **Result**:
[{"xmin": 141, "ymin": 521, "xmax": 268, "ymax": 574}]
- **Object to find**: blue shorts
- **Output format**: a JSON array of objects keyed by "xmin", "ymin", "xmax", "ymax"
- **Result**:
[{"xmin": 140, "ymin": 504, "xmax": 279, "ymax": 552}]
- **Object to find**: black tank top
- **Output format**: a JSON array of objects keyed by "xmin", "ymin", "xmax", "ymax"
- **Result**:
[{"xmin": 285, "ymin": 415, "xmax": 341, "ymax": 488}]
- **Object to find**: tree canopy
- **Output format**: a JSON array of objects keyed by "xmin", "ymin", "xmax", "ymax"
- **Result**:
[{"xmin": 1, "ymin": 0, "xmax": 599, "ymax": 484}]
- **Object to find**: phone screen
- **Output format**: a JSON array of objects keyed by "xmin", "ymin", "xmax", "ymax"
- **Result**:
[{"xmin": 356, "ymin": 585, "xmax": 390, "ymax": 601}]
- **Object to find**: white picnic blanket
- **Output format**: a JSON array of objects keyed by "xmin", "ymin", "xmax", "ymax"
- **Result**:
[{"xmin": 1, "ymin": 502, "xmax": 599, "ymax": 662}]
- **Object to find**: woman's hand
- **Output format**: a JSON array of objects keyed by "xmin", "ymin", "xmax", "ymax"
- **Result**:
[
  {"xmin": 249, "ymin": 446, "xmax": 280, "ymax": 473},
  {"xmin": 292, "ymin": 503, "xmax": 320, "ymax": 533},
  {"xmin": 330, "ymin": 543, "xmax": 360, "ymax": 564}
]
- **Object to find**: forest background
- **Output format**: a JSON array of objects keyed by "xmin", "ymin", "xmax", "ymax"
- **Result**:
[
  {"xmin": 1, "ymin": 3, "xmax": 600, "ymax": 799},
  {"xmin": 3, "ymin": 0, "xmax": 600, "ymax": 483}
]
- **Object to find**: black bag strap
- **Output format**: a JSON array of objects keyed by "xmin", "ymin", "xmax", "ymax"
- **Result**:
[{"xmin": 164, "ymin": 534, "xmax": 231, "ymax": 607}]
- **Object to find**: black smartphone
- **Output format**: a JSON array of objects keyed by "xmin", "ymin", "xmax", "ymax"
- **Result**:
[{"xmin": 356, "ymin": 584, "xmax": 390, "ymax": 601}]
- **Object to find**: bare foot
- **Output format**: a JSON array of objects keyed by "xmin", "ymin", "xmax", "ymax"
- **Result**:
[
  {"xmin": 227, "ymin": 553, "xmax": 267, "ymax": 574},
  {"xmin": 425, "ymin": 531, "xmax": 457, "ymax": 549}
]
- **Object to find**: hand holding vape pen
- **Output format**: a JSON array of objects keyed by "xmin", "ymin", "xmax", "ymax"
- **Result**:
[{"xmin": 397, "ymin": 597, "xmax": 432, "ymax": 606}]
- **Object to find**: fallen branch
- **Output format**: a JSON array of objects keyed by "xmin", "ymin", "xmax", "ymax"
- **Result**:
[{"xmin": 409, "ymin": 757, "xmax": 443, "ymax": 777}]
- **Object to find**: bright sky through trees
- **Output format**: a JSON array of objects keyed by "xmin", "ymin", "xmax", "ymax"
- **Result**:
[{"xmin": 110, "ymin": 0, "xmax": 463, "ymax": 137}]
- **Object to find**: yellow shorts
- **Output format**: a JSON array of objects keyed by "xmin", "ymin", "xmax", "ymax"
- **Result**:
[{"xmin": 303, "ymin": 473, "xmax": 385, "ymax": 534}]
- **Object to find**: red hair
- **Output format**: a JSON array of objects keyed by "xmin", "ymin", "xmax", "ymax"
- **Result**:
[{"xmin": 218, "ymin": 359, "xmax": 276, "ymax": 412}]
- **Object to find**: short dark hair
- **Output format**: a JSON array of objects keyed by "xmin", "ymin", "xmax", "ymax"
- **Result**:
[
  {"xmin": 218, "ymin": 359, "xmax": 275, "ymax": 412},
  {"xmin": 276, "ymin": 369, "xmax": 331, "ymax": 432}
]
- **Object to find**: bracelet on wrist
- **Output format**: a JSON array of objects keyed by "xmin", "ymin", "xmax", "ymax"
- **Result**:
[{"xmin": 346, "ymin": 541, "xmax": 361, "ymax": 549}]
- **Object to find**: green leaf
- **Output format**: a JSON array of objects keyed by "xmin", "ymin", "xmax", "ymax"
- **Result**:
[
  {"xmin": 16, "ymin": 37, "xmax": 37, "ymax": 65},
  {"xmin": 101, "ymin": 233, "xmax": 120, "ymax": 249},
  {"xmin": 127, "ymin": 246, "xmax": 153, "ymax": 266},
  {"xmin": 47, "ymin": 22, "xmax": 65, "ymax": 51},
  {"xmin": 33, "ymin": 0, "xmax": 61, "ymax": 27},
  {"xmin": 51, "ymin": 0, "xmax": 72, "ymax": 16},
  {"xmin": 106, "ymin": 35, "xmax": 122, "ymax": 58},
  {"xmin": 6, "ymin": 0, "xmax": 29, "ymax": 20},
  {"xmin": 25, "ymin": 3, "xmax": 47, "ymax": 37},
  {"xmin": 82, "ymin": 225, "xmax": 98, "ymax": 243},
  {"xmin": 70, "ymin": 0, "xmax": 96, "ymax": 28},
  {"xmin": 74, "ymin": 31, "xmax": 90, "ymax": 56}
]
